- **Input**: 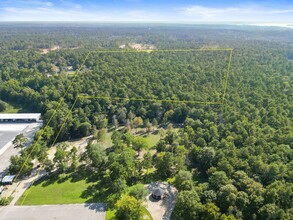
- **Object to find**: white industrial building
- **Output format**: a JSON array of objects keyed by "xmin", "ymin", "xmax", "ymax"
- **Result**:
[{"xmin": 0, "ymin": 113, "xmax": 41, "ymax": 123}]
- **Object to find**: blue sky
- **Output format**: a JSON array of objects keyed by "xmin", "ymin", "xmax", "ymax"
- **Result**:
[{"xmin": 0, "ymin": 0, "xmax": 293, "ymax": 22}]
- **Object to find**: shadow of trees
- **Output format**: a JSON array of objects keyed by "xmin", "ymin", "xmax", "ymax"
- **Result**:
[
  {"xmin": 84, "ymin": 203, "xmax": 107, "ymax": 212},
  {"xmin": 80, "ymin": 175, "xmax": 119, "ymax": 209}
]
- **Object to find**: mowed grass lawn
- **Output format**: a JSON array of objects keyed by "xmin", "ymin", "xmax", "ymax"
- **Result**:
[
  {"xmin": 17, "ymin": 170, "xmax": 97, "ymax": 205},
  {"xmin": 144, "ymin": 133, "xmax": 161, "ymax": 148},
  {"xmin": 17, "ymin": 171, "xmax": 153, "ymax": 220}
]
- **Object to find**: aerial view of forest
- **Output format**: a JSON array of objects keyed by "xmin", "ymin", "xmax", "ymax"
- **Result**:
[{"xmin": 0, "ymin": 22, "xmax": 292, "ymax": 220}]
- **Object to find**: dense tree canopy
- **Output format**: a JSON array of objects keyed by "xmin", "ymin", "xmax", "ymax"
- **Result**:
[{"xmin": 1, "ymin": 23, "xmax": 292, "ymax": 219}]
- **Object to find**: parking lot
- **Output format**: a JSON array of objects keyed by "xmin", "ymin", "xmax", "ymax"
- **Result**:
[
  {"xmin": 0, "ymin": 123, "xmax": 42, "ymax": 180},
  {"xmin": 0, "ymin": 203, "xmax": 106, "ymax": 220},
  {"xmin": 0, "ymin": 124, "xmax": 29, "ymax": 156},
  {"xmin": 0, "ymin": 131, "xmax": 19, "ymax": 152}
]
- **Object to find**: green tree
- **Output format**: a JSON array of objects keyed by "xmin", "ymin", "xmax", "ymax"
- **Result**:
[
  {"xmin": 44, "ymin": 159, "xmax": 54, "ymax": 174},
  {"xmin": 219, "ymin": 214, "xmax": 236, "ymax": 220},
  {"xmin": 132, "ymin": 137, "xmax": 149, "ymax": 154},
  {"xmin": 93, "ymin": 128, "xmax": 107, "ymax": 143},
  {"xmin": 258, "ymin": 203, "xmax": 287, "ymax": 220},
  {"xmin": 0, "ymin": 100, "xmax": 6, "ymax": 112},
  {"xmin": 77, "ymin": 122, "xmax": 92, "ymax": 137},
  {"xmin": 142, "ymin": 151, "xmax": 153, "ymax": 174},
  {"xmin": 152, "ymin": 118, "xmax": 158, "ymax": 127},
  {"xmin": 172, "ymin": 190, "xmax": 203, "ymax": 220},
  {"xmin": 203, "ymin": 202, "xmax": 221, "ymax": 220},
  {"xmin": 264, "ymin": 181, "xmax": 293, "ymax": 211},
  {"xmin": 53, "ymin": 143, "xmax": 69, "ymax": 173},
  {"xmin": 133, "ymin": 116, "xmax": 143, "ymax": 129},
  {"xmin": 12, "ymin": 134, "xmax": 28, "ymax": 150},
  {"xmin": 209, "ymin": 171, "xmax": 230, "ymax": 190},
  {"xmin": 9, "ymin": 154, "xmax": 33, "ymax": 177},
  {"xmin": 115, "ymin": 195, "xmax": 143, "ymax": 220},
  {"xmin": 218, "ymin": 184, "xmax": 238, "ymax": 212},
  {"xmin": 144, "ymin": 119, "xmax": 152, "ymax": 133},
  {"xmin": 129, "ymin": 184, "xmax": 148, "ymax": 201},
  {"xmin": 174, "ymin": 170, "xmax": 193, "ymax": 191},
  {"xmin": 93, "ymin": 114, "xmax": 108, "ymax": 129},
  {"xmin": 163, "ymin": 109, "xmax": 174, "ymax": 123},
  {"xmin": 154, "ymin": 152, "xmax": 174, "ymax": 178},
  {"xmin": 197, "ymin": 147, "xmax": 215, "ymax": 171},
  {"xmin": 81, "ymin": 142, "xmax": 107, "ymax": 171},
  {"xmin": 113, "ymin": 177, "xmax": 127, "ymax": 194}
]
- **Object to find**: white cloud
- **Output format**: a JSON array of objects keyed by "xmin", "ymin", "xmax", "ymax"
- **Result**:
[
  {"xmin": 16, "ymin": 0, "xmax": 54, "ymax": 7},
  {"xmin": 269, "ymin": 9, "xmax": 293, "ymax": 14},
  {"xmin": 181, "ymin": 5, "xmax": 293, "ymax": 21},
  {"xmin": 1, "ymin": 1, "xmax": 293, "ymax": 22},
  {"xmin": 127, "ymin": 10, "xmax": 162, "ymax": 20},
  {"xmin": 44, "ymin": 1, "xmax": 53, "ymax": 7},
  {"xmin": 2, "ymin": 7, "xmax": 96, "ymax": 21},
  {"xmin": 183, "ymin": 6, "xmax": 238, "ymax": 18},
  {"xmin": 4, "ymin": 8, "xmax": 18, "ymax": 13}
]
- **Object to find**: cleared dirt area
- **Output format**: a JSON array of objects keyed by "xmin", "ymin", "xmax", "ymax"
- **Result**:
[
  {"xmin": 47, "ymin": 135, "xmax": 92, "ymax": 160},
  {"xmin": 130, "ymin": 43, "xmax": 155, "ymax": 51},
  {"xmin": 39, "ymin": 45, "xmax": 61, "ymax": 54},
  {"xmin": 39, "ymin": 46, "xmax": 80, "ymax": 54}
]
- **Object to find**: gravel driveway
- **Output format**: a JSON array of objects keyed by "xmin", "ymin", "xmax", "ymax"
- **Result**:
[{"xmin": 144, "ymin": 182, "xmax": 177, "ymax": 220}]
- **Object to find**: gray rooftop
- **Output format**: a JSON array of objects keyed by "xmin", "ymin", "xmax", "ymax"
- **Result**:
[
  {"xmin": 153, "ymin": 187, "xmax": 165, "ymax": 196},
  {"xmin": 1, "ymin": 175, "xmax": 16, "ymax": 183}
]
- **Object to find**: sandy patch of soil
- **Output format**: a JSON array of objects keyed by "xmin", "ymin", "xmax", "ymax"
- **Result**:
[
  {"xmin": 39, "ymin": 45, "xmax": 61, "ymax": 54},
  {"xmin": 130, "ymin": 43, "xmax": 155, "ymax": 51}
]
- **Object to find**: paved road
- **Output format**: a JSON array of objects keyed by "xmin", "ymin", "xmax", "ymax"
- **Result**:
[
  {"xmin": 0, "ymin": 140, "xmax": 18, "ymax": 179},
  {"xmin": 0, "ymin": 123, "xmax": 42, "ymax": 176},
  {"xmin": 0, "ymin": 122, "xmax": 43, "ymax": 202},
  {"xmin": 0, "ymin": 203, "xmax": 106, "ymax": 220}
]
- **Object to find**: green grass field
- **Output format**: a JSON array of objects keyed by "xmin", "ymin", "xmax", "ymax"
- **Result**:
[
  {"xmin": 17, "ymin": 172, "xmax": 95, "ymax": 205},
  {"xmin": 101, "ymin": 127, "xmax": 161, "ymax": 149},
  {"xmin": 18, "ymin": 170, "xmax": 153, "ymax": 220},
  {"xmin": 144, "ymin": 133, "xmax": 161, "ymax": 148}
]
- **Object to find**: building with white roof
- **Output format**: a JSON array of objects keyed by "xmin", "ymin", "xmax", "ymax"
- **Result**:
[
  {"xmin": 1, "ymin": 175, "xmax": 16, "ymax": 185},
  {"xmin": 0, "ymin": 113, "xmax": 41, "ymax": 123}
]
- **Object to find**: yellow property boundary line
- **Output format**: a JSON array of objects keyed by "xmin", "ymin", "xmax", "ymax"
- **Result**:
[
  {"xmin": 73, "ymin": 48, "xmax": 233, "ymax": 105},
  {"xmin": 13, "ymin": 48, "xmax": 233, "ymax": 205}
]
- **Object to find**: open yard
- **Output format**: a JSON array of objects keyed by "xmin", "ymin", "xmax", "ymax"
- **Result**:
[
  {"xmin": 16, "ymin": 171, "xmax": 96, "ymax": 205},
  {"xmin": 16, "ymin": 127, "xmax": 176, "ymax": 220},
  {"xmin": 17, "ymin": 169, "xmax": 153, "ymax": 220},
  {"xmin": 16, "ymin": 168, "xmax": 115, "ymax": 206}
]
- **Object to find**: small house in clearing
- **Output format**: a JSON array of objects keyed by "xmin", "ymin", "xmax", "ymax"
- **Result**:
[{"xmin": 151, "ymin": 187, "xmax": 166, "ymax": 200}]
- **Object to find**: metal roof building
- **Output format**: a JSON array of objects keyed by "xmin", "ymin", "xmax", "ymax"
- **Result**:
[
  {"xmin": 0, "ymin": 113, "xmax": 41, "ymax": 123},
  {"xmin": 1, "ymin": 175, "xmax": 16, "ymax": 185}
]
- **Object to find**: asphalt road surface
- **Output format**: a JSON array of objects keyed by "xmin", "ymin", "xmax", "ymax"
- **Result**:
[
  {"xmin": 0, "ymin": 203, "xmax": 106, "ymax": 220},
  {"xmin": 0, "ymin": 131, "xmax": 19, "ymax": 151}
]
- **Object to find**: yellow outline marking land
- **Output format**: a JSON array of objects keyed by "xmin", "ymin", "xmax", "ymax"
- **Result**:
[{"xmin": 12, "ymin": 48, "xmax": 233, "ymax": 205}]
